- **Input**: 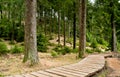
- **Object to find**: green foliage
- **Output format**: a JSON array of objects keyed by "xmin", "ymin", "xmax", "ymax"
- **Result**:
[
  {"xmin": 86, "ymin": 32, "xmax": 93, "ymax": 42},
  {"xmin": 66, "ymin": 38, "xmax": 72, "ymax": 44},
  {"xmin": 94, "ymin": 48, "xmax": 102, "ymax": 53},
  {"xmin": 9, "ymin": 40, "xmax": 16, "ymax": 45},
  {"xmin": 97, "ymin": 38, "xmax": 108, "ymax": 46},
  {"xmin": 61, "ymin": 46, "xmax": 72, "ymax": 55},
  {"xmin": 15, "ymin": 25, "xmax": 24, "ymax": 42},
  {"xmin": 117, "ymin": 42, "xmax": 120, "ymax": 52},
  {"xmin": 53, "ymin": 45, "xmax": 71, "ymax": 55},
  {"xmin": 0, "ymin": 0, "xmax": 120, "ymax": 56},
  {"xmin": 37, "ymin": 34, "xmax": 48, "ymax": 52},
  {"xmin": 53, "ymin": 45, "xmax": 63, "ymax": 54},
  {"xmin": 51, "ymin": 51, "xmax": 58, "ymax": 57},
  {"xmin": 72, "ymin": 48, "xmax": 78, "ymax": 53},
  {"xmin": 0, "ymin": 38, "xmax": 4, "ymax": 42},
  {"xmin": 64, "ymin": 46, "xmax": 72, "ymax": 53},
  {"xmin": 90, "ymin": 39, "xmax": 98, "ymax": 48},
  {"xmin": 0, "ymin": 42, "xmax": 8, "ymax": 54},
  {"xmin": 86, "ymin": 42, "xmax": 90, "ymax": 47},
  {"xmin": 86, "ymin": 49, "xmax": 93, "ymax": 53},
  {"xmin": 48, "ymin": 36, "xmax": 54, "ymax": 40},
  {"xmin": 10, "ymin": 45, "xmax": 24, "ymax": 53},
  {"xmin": 48, "ymin": 42, "xmax": 56, "ymax": 46},
  {"xmin": 0, "ymin": 74, "xmax": 4, "ymax": 77}
]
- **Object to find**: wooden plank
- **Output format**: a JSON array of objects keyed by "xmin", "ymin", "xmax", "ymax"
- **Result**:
[
  {"xmin": 62, "ymin": 64, "xmax": 103, "ymax": 72},
  {"xmin": 63, "ymin": 67, "xmax": 98, "ymax": 74},
  {"xmin": 73, "ymin": 64, "xmax": 104, "ymax": 69},
  {"xmin": 62, "ymin": 66, "xmax": 92, "ymax": 74},
  {"xmin": 53, "ymin": 67, "xmax": 88, "ymax": 75},
  {"xmin": 46, "ymin": 68, "xmax": 86, "ymax": 77},
  {"xmin": 45, "ymin": 69, "xmax": 85, "ymax": 77},
  {"xmin": 23, "ymin": 74, "xmax": 36, "ymax": 77},
  {"xmin": 63, "ymin": 64, "xmax": 104, "ymax": 71},
  {"xmin": 75, "ymin": 62, "xmax": 104, "ymax": 66},
  {"xmin": 75, "ymin": 66, "xmax": 102, "ymax": 71},
  {"xmin": 30, "ymin": 72, "xmax": 49, "ymax": 77},
  {"xmin": 62, "ymin": 64, "xmax": 104, "ymax": 75},
  {"xmin": 37, "ymin": 71, "xmax": 62, "ymax": 77},
  {"xmin": 82, "ymin": 60, "xmax": 105, "ymax": 64},
  {"xmin": 78, "ymin": 60, "xmax": 105, "ymax": 65}
]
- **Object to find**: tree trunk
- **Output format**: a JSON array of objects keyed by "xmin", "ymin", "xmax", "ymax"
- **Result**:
[
  {"xmin": 112, "ymin": 22, "xmax": 117, "ymax": 52},
  {"xmin": 23, "ymin": 0, "xmax": 39, "ymax": 65},
  {"xmin": 73, "ymin": 2, "xmax": 76, "ymax": 49},
  {"xmin": 44, "ymin": 10, "xmax": 47, "ymax": 36},
  {"xmin": 63, "ymin": 15, "xmax": 66, "ymax": 47},
  {"xmin": 111, "ymin": 1, "xmax": 117, "ymax": 52},
  {"xmin": 1, "ymin": 10, "xmax": 2, "ymax": 19},
  {"xmin": 11, "ymin": 21, "xmax": 15, "ymax": 43},
  {"xmin": 58, "ymin": 11, "xmax": 60, "ymax": 44},
  {"xmin": 79, "ymin": 0, "xmax": 86, "ymax": 58},
  {"xmin": 49, "ymin": 9, "xmax": 52, "ymax": 39},
  {"xmin": 68, "ymin": 21, "xmax": 70, "ymax": 38}
]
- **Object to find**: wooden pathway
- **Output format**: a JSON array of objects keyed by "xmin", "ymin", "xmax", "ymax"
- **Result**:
[{"xmin": 6, "ymin": 54, "xmax": 110, "ymax": 77}]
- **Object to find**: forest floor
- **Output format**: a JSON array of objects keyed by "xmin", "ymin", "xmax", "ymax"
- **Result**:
[
  {"xmin": 0, "ymin": 53, "xmax": 80, "ymax": 76},
  {"xmin": 106, "ymin": 57, "xmax": 120, "ymax": 76},
  {"xmin": 0, "ymin": 36, "xmax": 80, "ymax": 76}
]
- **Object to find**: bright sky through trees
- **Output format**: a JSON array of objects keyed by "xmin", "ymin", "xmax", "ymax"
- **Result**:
[{"xmin": 90, "ymin": 0, "xmax": 95, "ymax": 3}]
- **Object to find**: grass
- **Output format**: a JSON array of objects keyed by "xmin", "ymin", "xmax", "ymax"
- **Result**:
[{"xmin": 0, "ymin": 53, "xmax": 80, "ymax": 76}]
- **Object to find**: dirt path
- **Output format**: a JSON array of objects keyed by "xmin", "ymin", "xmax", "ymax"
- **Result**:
[{"xmin": 106, "ymin": 58, "xmax": 120, "ymax": 77}]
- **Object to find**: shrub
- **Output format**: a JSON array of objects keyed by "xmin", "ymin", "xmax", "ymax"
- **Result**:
[
  {"xmin": 86, "ymin": 32, "xmax": 93, "ymax": 42},
  {"xmin": 53, "ymin": 45, "xmax": 63, "ymax": 53},
  {"xmin": 51, "ymin": 51, "xmax": 58, "ymax": 58},
  {"xmin": 117, "ymin": 42, "xmax": 120, "ymax": 52},
  {"xmin": 66, "ymin": 38, "xmax": 72, "ymax": 44},
  {"xmin": 86, "ymin": 49, "xmax": 93, "ymax": 53},
  {"xmin": 0, "ymin": 74, "xmax": 4, "ymax": 77},
  {"xmin": 10, "ymin": 45, "xmax": 24, "ymax": 53},
  {"xmin": 48, "ymin": 42, "xmax": 55, "ymax": 46},
  {"xmin": 53, "ymin": 45, "xmax": 71, "ymax": 55},
  {"xmin": 37, "ymin": 34, "xmax": 48, "ymax": 52},
  {"xmin": 0, "ymin": 42, "xmax": 8, "ymax": 54},
  {"xmin": 86, "ymin": 42, "xmax": 90, "ymax": 47},
  {"xmin": 0, "ymin": 38, "xmax": 4, "ymax": 42},
  {"xmin": 63, "ymin": 46, "xmax": 71, "ymax": 54},
  {"xmin": 98, "ymin": 38, "xmax": 108, "ymax": 46},
  {"xmin": 90, "ymin": 39, "xmax": 98, "ymax": 48},
  {"xmin": 94, "ymin": 48, "xmax": 102, "ymax": 53},
  {"xmin": 9, "ymin": 40, "xmax": 16, "ymax": 45},
  {"xmin": 72, "ymin": 48, "xmax": 78, "ymax": 53},
  {"xmin": 49, "ymin": 36, "xmax": 54, "ymax": 40}
]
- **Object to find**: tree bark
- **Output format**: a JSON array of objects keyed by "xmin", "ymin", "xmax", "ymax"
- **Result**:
[
  {"xmin": 1, "ymin": 10, "xmax": 2, "ymax": 19},
  {"xmin": 79, "ymin": 0, "xmax": 86, "ymax": 58},
  {"xmin": 63, "ymin": 15, "xmax": 66, "ymax": 47},
  {"xmin": 110, "ymin": 1, "xmax": 117, "ymax": 52},
  {"xmin": 112, "ymin": 22, "xmax": 117, "ymax": 52},
  {"xmin": 58, "ymin": 11, "xmax": 60, "ymax": 44},
  {"xmin": 73, "ymin": 2, "xmax": 76, "ymax": 49},
  {"xmin": 23, "ymin": 0, "xmax": 39, "ymax": 65},
  {"xmin": 11, "ymin": 21, "xmax": 15, "ymax": 43},
  {"xmin": 44, "ymin": 9, "xmax": 47, "ymax": 36}
]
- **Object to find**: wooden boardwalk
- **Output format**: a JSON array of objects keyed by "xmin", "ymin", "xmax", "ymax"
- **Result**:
[{"xmin": 6, "ymin": 54, "xmax": 109, "ymax": 77}]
